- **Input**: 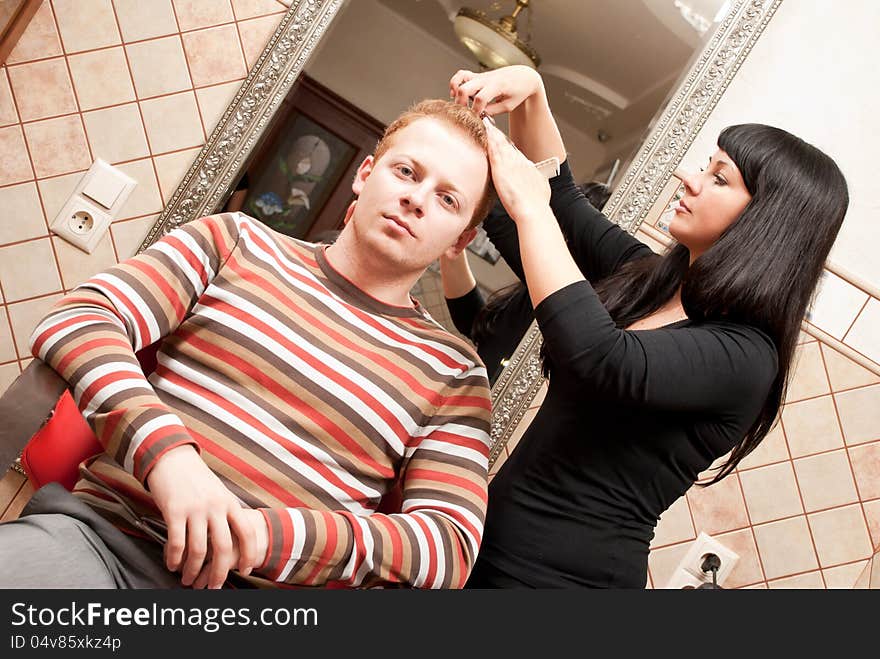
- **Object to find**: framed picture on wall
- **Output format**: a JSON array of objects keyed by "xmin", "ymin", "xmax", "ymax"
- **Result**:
[{"xmin": 229, "ymin": 75, "xmax": 386, "ymax": 241}]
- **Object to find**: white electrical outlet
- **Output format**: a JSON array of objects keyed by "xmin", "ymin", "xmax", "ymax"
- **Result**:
[
  {"xmin": 50, "ymin": 159, "xmax": 136, "ymax": 254},
  {"xmin": 664, "ymin": 532, "xmax": 740, "ymax": 589},
  {"xmin": 51, "ymin": 197, "xmax": 112, "ymax": 254}
]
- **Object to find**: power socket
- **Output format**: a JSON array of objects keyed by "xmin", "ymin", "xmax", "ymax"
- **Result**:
[
  {"xmin": 664, "ymin": 532, "xmax": 740, "ymax": 589},
  {"xmin": 51, "ymin": 197, "xmax": 112, "ymax": 254},
  {"xmin": 50, "ymin": 159, "xmax": 136, "ymax": 254}
]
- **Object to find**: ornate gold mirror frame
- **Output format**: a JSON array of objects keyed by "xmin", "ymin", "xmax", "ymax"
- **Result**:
[{"xmin": 138, "ymin": 0, "xmax": 783, "ymax": 466}]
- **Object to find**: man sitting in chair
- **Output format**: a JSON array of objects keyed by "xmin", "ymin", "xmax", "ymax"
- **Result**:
[{"xmin": 0, "ymin": 99, "xmax": 493, "ymax": 590}]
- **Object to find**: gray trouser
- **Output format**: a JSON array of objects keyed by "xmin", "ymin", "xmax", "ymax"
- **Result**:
[{"xmin": 0, "ymin": 482, "xmax": 179, "ymax": 589}]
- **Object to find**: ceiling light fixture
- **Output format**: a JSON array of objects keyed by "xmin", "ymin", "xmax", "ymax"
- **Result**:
[{"xmin": 454, "ymin": 0, "xmax": 540, "ymax": 70}]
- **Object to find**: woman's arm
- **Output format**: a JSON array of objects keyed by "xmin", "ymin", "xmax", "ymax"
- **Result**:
[{"xmin": 453, "ymin": 67, "xmax": 649, "ymax": 283}]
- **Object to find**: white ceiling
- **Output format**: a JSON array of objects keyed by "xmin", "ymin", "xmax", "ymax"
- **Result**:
[{"xmin": 376, "ymin": 0, "xmax": 726, "ymax": 157}]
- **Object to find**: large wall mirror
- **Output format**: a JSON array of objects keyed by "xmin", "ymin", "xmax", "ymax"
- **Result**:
[{"xmin": 138, "ymin": 0, "xmax": 783, "ymax": 461}]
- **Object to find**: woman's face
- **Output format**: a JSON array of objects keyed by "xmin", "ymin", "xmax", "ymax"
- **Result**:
[{"xmin": 668, "ymin": 148, "xmax": 752, "ymax": 260}]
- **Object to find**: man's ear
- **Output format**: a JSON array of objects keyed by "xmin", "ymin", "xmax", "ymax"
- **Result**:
[
  {"xmin": 451, "ymin": 228, "xmax": 478, "ymax": 254},
  {"xmin": 352, "ymin": 155, "xmax": 374, "ymax": 196}
]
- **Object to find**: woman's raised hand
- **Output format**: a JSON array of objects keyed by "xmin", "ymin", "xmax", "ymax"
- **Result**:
[
  {"xmin": 482, "ymin": 117, "xmax": 551, "ymax": 226},
  {"xmin": 450, "ymin": 65, "xmax": 544, "ymax": 117}
]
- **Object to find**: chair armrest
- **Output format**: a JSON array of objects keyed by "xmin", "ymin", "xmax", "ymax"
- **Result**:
[{"xmin": 0, "ymin": 361, "xmax": 69, "ymax": 472}]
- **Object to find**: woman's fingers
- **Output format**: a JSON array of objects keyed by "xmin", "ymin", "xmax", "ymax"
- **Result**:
[{"xmin": 449, "ymin": 69, "xmax": 476, "ymax": 97}]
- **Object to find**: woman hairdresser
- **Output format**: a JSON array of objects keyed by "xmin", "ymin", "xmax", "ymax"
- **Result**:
[{"xmin": 449, "ymin": 65, "xmax": 849, "ymax": 588}]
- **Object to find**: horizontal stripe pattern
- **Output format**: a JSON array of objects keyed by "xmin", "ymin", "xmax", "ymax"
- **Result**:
[{"xmin": 29, "ymin": 213, "xmax": 491, "ymax": 589}]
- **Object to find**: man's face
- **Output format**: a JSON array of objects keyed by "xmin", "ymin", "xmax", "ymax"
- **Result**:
[{"xmin": 348, "ymin": 117, "xmax": 488, "ymax": 274}]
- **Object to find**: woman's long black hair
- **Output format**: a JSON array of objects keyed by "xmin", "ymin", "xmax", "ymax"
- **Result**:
[{"xmin": 591, "ymin": 124, "xmax": 849, "ymax": 483}]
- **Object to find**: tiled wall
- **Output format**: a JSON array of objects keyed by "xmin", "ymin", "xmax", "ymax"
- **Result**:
[{"xmin": 0, "ymin": 0, "xmax": 291, "ymax": 395}]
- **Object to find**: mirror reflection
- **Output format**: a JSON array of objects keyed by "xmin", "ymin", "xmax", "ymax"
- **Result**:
[{"xmin": 218, "ymin": 0, "xmax": 730, "ymax": 373}]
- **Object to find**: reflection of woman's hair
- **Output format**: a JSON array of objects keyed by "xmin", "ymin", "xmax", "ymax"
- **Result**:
[
  {"xmin": 472, "ymin": 181, "xmax": 612, "ymax": 345},
  {"xmin": 577, "ymin": 124, "xmax": 849, "ymax": 483}
]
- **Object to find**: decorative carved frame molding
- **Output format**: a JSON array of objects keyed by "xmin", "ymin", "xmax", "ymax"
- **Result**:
[
  {"xmin": 138, "ymin": 0, "xmax": 784, "ymax": 463},
  {"xmin": 138, "ymin": 0, "xmax": 345, "ymax": 251},
  {"xmin": 488, "ymin": 0, "xmax": 783, "ymax": 465}
]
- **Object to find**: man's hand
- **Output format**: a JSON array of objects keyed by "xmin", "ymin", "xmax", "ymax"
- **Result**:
[
  {"xmin": 146, "ymin": 445, "xmax": 259, "ymax": 589},
  {"xmin": 191, "ymin": 509, "xmax": 270, "ymax": 589}
]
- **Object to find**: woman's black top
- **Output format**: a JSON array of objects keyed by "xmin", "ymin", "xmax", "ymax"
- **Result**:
[
  {"xmin": 469, "ymin": 160, "xmax": 778, "ymax": 588},
  {"xmin": 444, "ymin": 255, "xmax": 533, "ymax": 384}
]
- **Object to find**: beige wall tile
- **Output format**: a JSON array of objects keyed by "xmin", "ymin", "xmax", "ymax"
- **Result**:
[
  {"xmin": 67, "ymin": 47, "xmax": 136, "ymax": 112},
  {"xmin": 821, "ymin": 344, "xmax": 880, "ymax": 391},
  {"xmin": 849, "ymin": 441, "xmax": 880, "ymax": 501},
  {"xmin": 686, "ymin": 473, "xmax": 749, "ymax": 536},
  {"xmin": 716, "ymin": 528, "xmax": 764, "ymax": 588},
  {"xmin": 0, "ymin": 307, "xmax": 17, "ymax": 363},
  {"xmin": 110, "ymin": 215, "xmax": 157, "ymax": 260},
  {"xmin": 7, "ymin": 293, "xmax": 62, "ymax": 358},
  {"xmin": 0, "ymin": 361, "xmax": 21, "ymax": 397},
  {"xmin": 0, "ymin": 126, "xmax": 34, "ymax": 186},
  {"xmin": 182, "ymin": 25, "xmax": 246, "ymax": 88},
  {"xmin": 173, "ymin": 0, "xmax": 235, "ymax": 32},
  {"xmin": 738, "ymin": 422, "xmax": 789, "ymax": 470},
  {"xmin": 753, "ymin": 516, "xmax": 818, "ymax": 580},
  {"xmin": 823, "ymin": 560, "xmax": 868, "ymax": 589},
  {"xmin": 0, "ymin": 182, "xmax": 47, "ymax": 244},
  {"xmin": 834, "ymin": 384, "xmax": 880, "ymax": 446},
  {"xmin": 22, "ymin": 115, "xmax": 91, "ymax": 178},
  {"xmin": 6, "ymin": 1, "xmax": 62, "ymax": 64},
  {"xmin": 126, "ymin": 36, "xmax": 192, "ymax": 99},
  {"xmin": 739, "ymin": 462, "xmax": 803, "ymax": 524},
  {"xmin": 781, "ymin": 395, "xmax": 843, "ymax": 457},
  {"xmin": 647, "ymin": 541, "xmax": 690, "ymax": 589},
  {"xmin": 114, "ymin": 160, "xmax": 163, "ymax": 219},
  {"xmin": 793, "ymin": 450, "xmax": 858, "ymax": 512},
  {"xmin": 863, "ymin": 499, "xmax": 880, "ymax": 551},
  {"xmin": 767, "ymin": 571, "xmax": 824, "ymax": 589},
  {"xmin": 853, "ymin": 560, "xmax": 872, "ymax": 588},
  {"xmin": 153, "ymin": 147, "xmax": 201, "ymax": 202},
  {"xmin": 52, "ymin": 0, "xmax": 121, "ymax": 54},
  {"xmin": 650, "ymin": 494, "xmax": 695, "ymax": 548},
  {"xmin": 0, "ymin": 239, "xmax": 62, "ymax": 302},
  {"xmin": 36, "ymin": 171, "xmax": 83, "ymax": 222},
  {"xmin": 0, "ymin": 69, "xmax": 18, "ymax": 127},
  {"xmin": 6, "ymin": 58, "xmax": 77, "ymax": 122},
  {"xmin": 785, "ymin": 341, "xmax": 830, "ymax": 403},
  {"xmin": 808, "ymin": 504, "xmax": 873, "ymax": 568},
  {"xmin": 82, "ymin": 104, "xmax": 149, "ymax": 164},
  {"xmin": 237, "ymin": 14, "xmax": 284, "ymax": 70},
  {"xmin": 195, "ymin": 80, "xmax": 243, "ymax": 135},
  {"xmin": 845, "ymin": 298, "xmax": 880, "ymax": 367},
  {"xmin": 113, "ymin": 0, "xmax": 179, "ymax": 42},
  {"xmin": 860, "ymin": 556, "xmax": 880, "ymax": 589},
  {"xmin": 807, "ymin": 271, "xmax": 869, "ymax": 340},
  {"xmin": 140, "ymin": 92, "xmax": 203, "ymax": 155},
  {"xmin": 231, "ymin": 0, "xmax": 286, "ymax": 20},
  {"xmin": 52, "ymin": 234, "xmax": 117, "ymax": 290}
]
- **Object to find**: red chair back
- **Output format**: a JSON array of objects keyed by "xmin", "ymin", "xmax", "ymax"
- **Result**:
[{"xmin": 20, "ymin": 344, "xmax": 160, "ymax": 490}]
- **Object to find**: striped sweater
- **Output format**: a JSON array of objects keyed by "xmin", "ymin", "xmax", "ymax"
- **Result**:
[{"xmin": 29, "ymin": 212, "xmax": 492, "ymax": 589}]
